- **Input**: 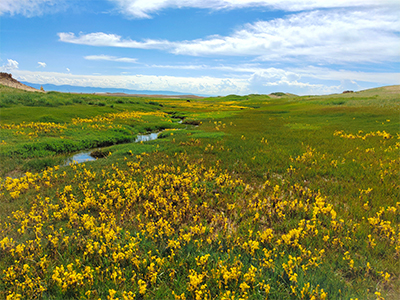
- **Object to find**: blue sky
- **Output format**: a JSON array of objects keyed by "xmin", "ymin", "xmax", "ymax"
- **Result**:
[{"xmin": 1, "ymin": 0, "xmax": 399, "ymax": 96}]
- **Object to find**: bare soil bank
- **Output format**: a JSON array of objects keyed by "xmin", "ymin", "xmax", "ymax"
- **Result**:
[{"xmin": 0, "ymin": 72, "xmax": 44, "ymax": 93}]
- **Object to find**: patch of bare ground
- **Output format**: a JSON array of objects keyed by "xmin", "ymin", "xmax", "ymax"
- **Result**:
[
  {"xmin": 0, "ymin": 72, "xmax": 44, "ymax": 93},
  {"xmin": 382, "ymin": 85, "xmax": 400, "ymax": 93}
]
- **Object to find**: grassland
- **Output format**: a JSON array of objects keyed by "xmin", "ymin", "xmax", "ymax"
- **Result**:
[{"xmin": 0, "ymin": 84, "xmax": 399, "ymax": 299}]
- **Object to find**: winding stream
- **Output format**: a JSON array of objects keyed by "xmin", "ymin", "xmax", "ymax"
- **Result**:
[{"xmin": 64, "ymin": 131, "xmax": 162, "ymax": 166}]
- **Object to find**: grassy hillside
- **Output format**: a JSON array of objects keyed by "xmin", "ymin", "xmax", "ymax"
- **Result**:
[{"xmin": 0, "ymin": 84, "xmax": 399, "ymax": 299}]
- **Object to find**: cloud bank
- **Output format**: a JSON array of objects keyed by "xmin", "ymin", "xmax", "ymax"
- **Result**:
[
  {"xmin": 3, "ymin": 66, "xmax": 398, "ymax": 96},
  {"xmin": 108, "ymin": 0, "xmax": 399, "ymax": 19},
  {"xmin": 2, "ymin": 0, "xmax": 398, "ymax": 17},
  {"xmin": 59, "ymin": 8, "xmax": 400, "ymax": 64},
  {"xmin": 6, "ymin": 69, "xmax": 248, "ymax": 95}
]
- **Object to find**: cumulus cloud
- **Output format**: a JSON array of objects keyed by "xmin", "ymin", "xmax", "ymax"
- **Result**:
[
  {"xmin": 1, "ymin": 59, "xmax": 19, "ymax": 71},
  {"xmin": 108, "ymin": 0, "xmax": 399, "ymax": 19},
  {"xmin": 38, "ymin": 62, "xmax": 46, "ymax": 68},
  {"xmin": 58, "ymin": 8, "xmax": 400, "ymax": 64},
  {"xmin": 291, "ymin": 66, "xmax": 400, "ymax": 85},
  {"xmin": 138, "ymin": 62, "xmax": 400, "ymax": 88},
  {"xmin": 0, "ymin": 0, "xmax": 63, "ymax": 17},
  {"xmin": 244, "ymin": 67, "xmax": 334, "ymax": 94},
  {"xmin": 246, "ymin": 68, "xmax": 356, "ymax": 95},
  {"xmin": 171, "ymin": 8, "xmax": 400, "ymax": 63},
  {"xmin": 84, "ymin": 55, "xmax": 138, "ymax": 63}
]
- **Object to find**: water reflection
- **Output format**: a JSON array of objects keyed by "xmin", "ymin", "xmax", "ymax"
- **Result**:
[
  {"xmin": 64, "ymin": 151, "xmax": 96, "ymax": 165},
  {"xmin": 135, "ymin": 132, "xmax": 159, "ymax": 142},
  {"xmin": 65, "ymin": 132, "xmax": 161, "ymax": 166}
]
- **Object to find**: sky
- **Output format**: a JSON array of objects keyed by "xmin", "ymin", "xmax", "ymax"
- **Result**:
[{"xmin": 1, "ymin": 0, "xmax": 399, "ymax": 96}]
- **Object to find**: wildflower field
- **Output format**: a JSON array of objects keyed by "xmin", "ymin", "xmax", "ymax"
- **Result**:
[{"xmin": 0, "ymin": 84, "xmax": 399, "ymax": 299}]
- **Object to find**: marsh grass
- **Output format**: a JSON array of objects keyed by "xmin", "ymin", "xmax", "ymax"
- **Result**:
[{"xmin": 0, "ymin": 84, "xmax": 399, "ymax": 299}]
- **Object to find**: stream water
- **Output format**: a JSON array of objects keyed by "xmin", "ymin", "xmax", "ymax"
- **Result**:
[{"xmin": 64, "ymin": 131, "xmax": 162, "ymax": 166}]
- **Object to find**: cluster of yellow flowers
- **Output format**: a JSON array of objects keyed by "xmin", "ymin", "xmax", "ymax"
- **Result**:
[
  {"xmin": 0, "ymin": 110, "xmax": 173, "ymax": 150},
  {"xmin": 289, "ymin": 130, "xmax": 399, "ymax": 189},
  {"xmin": 0, "ymin": 122, "xmax": 67, "ymax": 138},
  {"xmin": 1, "ymin": 145, "xmax": 397, "ymax": 299},
  {"xmin": 1, "ymin": 111, "xmax": 399, "ymax": 299},
  {"xmin": 1, "ymin": 167, "xmax": 62, "ymax": 199},
  {"xmin": 71, "ymin": 111, "xmax": 167, "ymax": 125},
  {"xmin": 334, "ymin": 130, "xmax": 392, "ymax": 140}
]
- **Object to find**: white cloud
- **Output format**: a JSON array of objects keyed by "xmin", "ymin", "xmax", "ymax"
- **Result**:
[
  {"xmin": 245, "ymin": 67, "xmax": 400, "ymax": 95},
  {"xmin": 8, "ymin": 65, "xmax": 399, "ymax": 96},
  {"xmin": 171, "ymin": 8, "xmax": 400, "ymax": 63},
  {"xmin": 38, "ymin": 62, "xmax": 46, "ymax": 68},
  {"xmin": 140, "ymin": 62, "xmax": 400, "ymax": 86},
  {"xmin": 0, "ymin": 0, "xmax": 62, "ymax": 17},
  {"xmin": 58, "ymin": 32, "xmax": 172, "ymax": 50},
  {"xmin": 58, "ymin": 8, "xmax": 400, "ymax": 64},
  {"xmin": 149, "ymin": 64, "xmax": 208, "ymax": 70},
  {"xmin": 108, "ymin": 0, "xmax": 399, "ymax": 18},
  {"xmin": 84, "ymin": 55, "xmax": 138, "ymax": 63},
  {"xmin": 292, "ymin": 66, "xmax": 400, "ymax": 85},
  {"xmin": 3, "ymin": 0, "xmax": 397, "ymax": 18},
  {"xmin": 9, "ymin": 69, "xmax": 248, "ymax": 95},
  {"xmin": 1, "ymin": 59, "xmax": 19, "ymax": 71}
]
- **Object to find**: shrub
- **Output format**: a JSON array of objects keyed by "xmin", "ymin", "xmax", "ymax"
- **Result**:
[{"xmin": 270, "ymin": 92, "xmax": 286, "ymax": 96}]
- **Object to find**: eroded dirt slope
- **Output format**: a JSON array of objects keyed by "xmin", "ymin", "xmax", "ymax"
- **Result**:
[{"xmin": 0, "ymin": 72, "xmax": 44, "ymax": 93}]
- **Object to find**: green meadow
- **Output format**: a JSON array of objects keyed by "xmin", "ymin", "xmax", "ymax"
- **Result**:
[{"xmin": 0, "ymin": 84, "xmax": 399, "ymax": 299}]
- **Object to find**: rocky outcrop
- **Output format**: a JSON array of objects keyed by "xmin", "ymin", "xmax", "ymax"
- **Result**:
[{"xmin": 0, "ymin": 72, "xmax": 44, "ymax": 93}]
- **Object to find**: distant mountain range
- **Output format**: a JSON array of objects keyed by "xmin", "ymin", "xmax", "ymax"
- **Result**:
[{"xmin": 21, "ymin": 82, "xmax": 198, "ymax": 96}]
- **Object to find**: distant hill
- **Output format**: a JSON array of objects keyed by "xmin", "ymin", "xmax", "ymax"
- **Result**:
[
  {"xmin": 21, "ymin": 82, "xmax": 199, "ymax": 97},
  {"xmin": 0, "ymin": 73, "xmax": 44, "ymax": 93},
  {"xmin": 358, "ymin": 85, "xmax": 400, "ymax": 95}
]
